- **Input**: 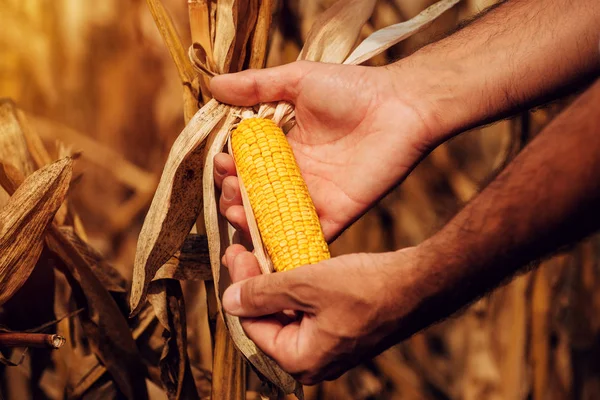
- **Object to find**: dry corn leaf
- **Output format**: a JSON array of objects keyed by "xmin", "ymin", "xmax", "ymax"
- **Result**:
[
  {"xmin": 230, "ymin": 0, "xmax": 258, "ymax": 72},
  {"xmin": 148, "ymin": 280, "xmax": 200, "ymax": 400},
  {"xmin": 130, "ymin": 100, "xmax": 227, "ymax": 316},
  {"xmin": 48, "ymin": 226, "xmax": 149, "ymax": 400},
  {"xmin": 344, "ymin": 0, "xmax": 461, "ymax": 65},
  {"xmin": 248, "ymin": 0, "xmax": 273, "ymax": 69},
  {"xmin": 189, "ymin": 0, "xmax": 213, "ymax": 60},
  {"xmin": 298, "ymin": 0, "xmax": 377, "ymax": 63},
  {"xmin": 0, "ymin": 100, "xmax": 36, "ymax": 176},
  {"xmin": 213, "ymin": 0, "xmax": 238, "ymax": 73},
  {"xmin": 59, "ymin": 227, "xmax": 127, "ymax": 293},
  {"xmin": 154, "ymin": 234, "xmax": 212, "ymax": 281},
  {"xmin": 210, "ymin": 316, "xmax": 246, "ymax": 400},
  {"xmin": 0, "ymin": 157, "xmax": 72, "ymax": 307},
  {"xmin": 13, "ymin": 107, "xmax": 53, "ymax": 170}
]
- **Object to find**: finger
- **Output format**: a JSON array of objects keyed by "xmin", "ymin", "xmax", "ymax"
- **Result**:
[
  {"xmin": 222, "ymin": 270, "xmax": 314, "ymax": 317},
  {"xmin": 240, "ymin": 317, "xmax": 303, "ymax": 373},
  {"xmin": 209, "ymin": 62, "xmax": 308, "ymax": 106},
  {"xmin": 225, "ymin": 205, "xmax": 249, "ymax": 235},
  {"xmin": 222, "ymin": 244, "xmax": 246, "ymax": 269},
  {"xmin": 219, "ymin": 176, "xmax": 242, "ymax": 215},
  {"xmin": 229, "ymin": 250, "xmax": 262, "ymax": 282},
  {"xmin": 214, "ymin": 153, "xmax": 236, "ymax": 190}
]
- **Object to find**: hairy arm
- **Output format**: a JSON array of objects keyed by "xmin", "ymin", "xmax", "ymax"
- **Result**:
[
  {"xmin": 398, "ymin": 0, "xmax": 600, "ymax": 144},
  {"xmin": 222, "ymin": 81, "xmax": 600, "ymax": 383},
  {"xmin": 400, "ymin": 79, "xmax": 600, "ymax": 334}
]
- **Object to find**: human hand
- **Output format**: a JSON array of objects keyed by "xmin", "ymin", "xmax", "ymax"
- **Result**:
[
  {"xmin": 210, "ymin": 61, "xmax": 433, "ymax": 240},
  {"xmin": 221, "ymin": 244, "xmax": 425, "ymax": 384}
]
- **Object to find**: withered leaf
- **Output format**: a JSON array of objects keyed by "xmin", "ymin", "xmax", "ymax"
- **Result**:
[
  {"xmin": 0, "ymin": 99, "xmax": 37, "ymax": 176},
  {"xmin": 154, "ymin": 234, "xmax": 212, "ymax": 281},
  {"xmin": 248, "ymin": 0, "xmax": 272, "ymax": 69},
  {"xmin": 131, "ymin": 100, "xmax": 228, "ymax": 316},
  {"xmin": 0, "ymin": 157, "xmax": 72, "ymax": 307},
  {"xmin": 58, "ymin": 227, "xmax": 127, "ymax": 293},
  {"xmin": 210, "ymin": 317, "xmax": 246, "ymax": 400},
  {"xmin": 148, "ymin": 280, "xmax": 200, "ymax": 400},
  {"xmin": 344, "ymin": 0, "xmax": 461, "ymax": 65},
  {"xmin": 213, "ymin": 0, "xmax": 238, "ymax": 73},
  {"xmin": 230, "ymin": 0, "xmax": 258, "ymax": 72},
  {"xmin": 47, "ymin": 227, "xmax": 149, "ymax": 400},
  {"xmin": 299, "ymin": 0, "xmax": 377, "ymax": 63}
]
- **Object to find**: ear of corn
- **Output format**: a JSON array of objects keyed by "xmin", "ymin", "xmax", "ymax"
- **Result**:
[{"xmin": 231, "ymin": 118, "xmax": 330, "ymax": 272}]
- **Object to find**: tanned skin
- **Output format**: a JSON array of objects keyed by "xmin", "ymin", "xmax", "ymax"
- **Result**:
[{"xmin": 208, "ymin": 0, "xmax": 600, "ymax": 385}]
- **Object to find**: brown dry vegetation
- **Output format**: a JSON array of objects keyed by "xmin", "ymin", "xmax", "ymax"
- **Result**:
[{"xmin": 0, "ymin": 0, "xmax": 599, "ymax": 399}]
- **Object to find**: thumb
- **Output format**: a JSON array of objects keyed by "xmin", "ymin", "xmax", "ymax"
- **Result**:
[
  {"xmin": 222, "ymin": 269, "xmax": 313, "ymax": 317},
  {"xmin": 209, "ymin": 61, "xmax": 308, "ymax": 106}
]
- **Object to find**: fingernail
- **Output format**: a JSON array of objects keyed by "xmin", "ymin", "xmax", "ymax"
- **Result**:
[
  {"xmin": 223, "ymin": 182, "xmax": 235, "ymax": 201},
  {"xmin": 223, "ymin": 284, "xmax": 242, "ymax": 314},
  {"xmin": 215, "ymin": 161, "xmax": 227, "ymax": 176}
]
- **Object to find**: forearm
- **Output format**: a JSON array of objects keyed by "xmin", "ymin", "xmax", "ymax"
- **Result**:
[
  {"xmin": 400, "ymin": 80, "xmax": 600, "ymax": 334},
  {"xmin": 394, "ymin": 0, "xmax": 600, "ymax": 143}
]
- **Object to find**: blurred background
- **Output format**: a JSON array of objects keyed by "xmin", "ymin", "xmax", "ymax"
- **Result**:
[{"xmin": 1, "ymin": 0, "xmax": 599, "ymax": 398}]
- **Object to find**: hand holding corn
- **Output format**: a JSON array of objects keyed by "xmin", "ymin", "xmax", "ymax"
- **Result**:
[
  {"xmin": 211, "ymin": 0, "xmax": 600, "ymax": 382},
  {"xmin": 211, "ymin": 61, "xmax": 431, "ymax": 243}
]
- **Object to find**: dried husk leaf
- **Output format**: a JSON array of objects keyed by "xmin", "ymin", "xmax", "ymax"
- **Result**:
[
  {"xmin": 298, "ymin": 0, "xmax": 377, "ymax": 63},
  {"xmin": 266, "ymin": 0, "xmax": 459, "ymax": 126},
  {"xmin": 202, "ymin": 110, "xmax": 301, "ymax": 396},
  {"xmin": 0, "ymin": 99, "xmax": 36, "ymax": 176},
  {"xmin": 154, "ymin": 234, "xmax": 212, "ymax": 281},
  {"xmin": 230, "ymin": 0, "xmax": 259, "ymax": 72},
  {"xmin": 148, "ymin": 280, "xmax": 200, "ymax": 400},
  {"xmin": 189, "ymin": 0, "xmax": 213, "ymax": 61},
  {"xmin": 344, "ymin": 0, "xmax": 460, "ymax": 65},
  {"xmin": 213, "ymin": 0, "xmax": 238, "ymax": 73},
  {"xmin": 0, "ymin": 157, "xmax": 72, "ymax": 307},
  {"xmin": 59, "ymin": 227, "xmax": 127, "ymax": 293},
  {"xmin": 211, "ymin": 316, "xmax": 246, "ymax": 399},
  {"xmin": 48, "ymin": 226, "xmax": 149, "ymax": 400},
  {"xmin": 248, "ymin": 0, "xmax": 273, "ymax": 69},
  {"xmin": 14, "ymin": 107, "xmax": 53, "ymax": 169},
  {"xmin": 130, "ymin": 100, "xmax": 227, "ymax": 316}
]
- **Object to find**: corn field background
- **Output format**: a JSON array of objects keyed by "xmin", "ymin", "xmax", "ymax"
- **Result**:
[{"xmin": 1, "ymin": 0, "xmax": 599, "ymax": 399}]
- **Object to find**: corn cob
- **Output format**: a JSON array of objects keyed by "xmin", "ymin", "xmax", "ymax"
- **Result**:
[{"xmin": 230, "ymin": 118, "xmax": 330, "ymax": 272}]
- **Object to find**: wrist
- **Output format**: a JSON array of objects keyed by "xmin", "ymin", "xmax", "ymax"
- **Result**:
[{"xmin": 386, "ymin": 55, "xmax": 487, "ymax": 147}]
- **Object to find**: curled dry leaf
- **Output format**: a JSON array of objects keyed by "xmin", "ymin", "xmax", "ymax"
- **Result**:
[
  {"xmin": 48, "ymin": 226, "xmax": 149, "ymax": 400},
  {"xmin": 0, "ymin": 157, "xmax": 72, "ymax": 307},
  {"xmin": 247, "ymin": 0, "xmax": 272, "ymax": 69},
  {"xmin": 58, "ymin": 227, "xmax": 128, "ymax": 293},
  {"xmin": 130, "ymin": 100, "xmax": 227, "ymax": 316},
  {"xmin": 154, "ymin": 234, "xmax": 212, "ymax": 281},
  {"xmin": 344, "ymin": 0, "xmax": 461, "ymax": 65},
  {"xmin": 267, "ymin": 0, "xmax": 459, "ymax": 126},
  {"xmin": 230, "ymin": 0, "xmax": 258, "ymax": 72},
  {"xmin": 213, "ymin": 0, "xmax": 238, "ymax": 74},
  {"xmin": 298, "ymin": 0, "xmax": 377, "ymax": 63},
  {"xmin": 0, "ymin": 99, "xmax": 36, "ymax": 176},
  {"xmin": 148, "ymin": 280, "xmax": 200, "ymax": 400}
]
